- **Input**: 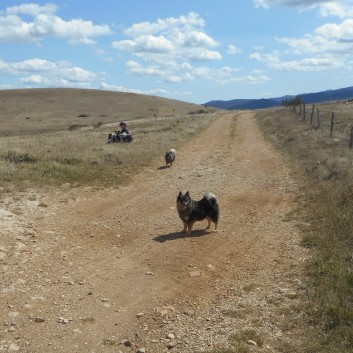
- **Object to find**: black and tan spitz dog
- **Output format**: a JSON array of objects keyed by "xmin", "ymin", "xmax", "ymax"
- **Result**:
[
  {"xmin": 165, "ymin": 149, "xmax": 176, "ymax": 166},
  {"xmin": 177, "ymin": 191, "xmax": 219, "ymax": 235}
]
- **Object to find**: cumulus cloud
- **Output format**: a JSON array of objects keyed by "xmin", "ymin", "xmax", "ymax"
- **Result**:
[
  {"xmin": 0, "ymin": 3, "xmax": 112, "ymax": 44},
  {"xmin": 316, "ymin": 18, "xmax": 353, "ymax": 41},
  {"xmin": 227, "ymin": 44, "xmax": 242, "ymax": 55},
  {"xmin": 126, "ymin": 60, "xmax": 194, "ymax": 83},
  {"xmin": 5, "ymin": 3, "xmax": 58, "ymax": 16},
  {"xmin": 250, "ymin": 51, "xmax": 344, "ymax": 71},
  {"xmin": 253, "ymin": 0, "xmax": 332, "ymax": 9},
  {"xmin": 250, "ymin": 1, "xmax": 353, "ymax": 73},
  {"xmin": 0, "ymin": 58, "xmax": 97, "ymax": 87},
  {"xmin": 254, "ymin": 0, "xmax": 353, "ymax": 18},
  {"xmin": 113, "ymin": 12, "xmax": 220, "ymax": 60},
  {"xmin": 123, "ymin": 12, "xmax": 205, "ymax": 37},
  {"xmin": 193, "ymin": 66, "xmax": 240, "ymax": 83},
  {"xmin": 275, "ymin": 16, "xmax": 353, "ymax": 57},
  {"xmin": 319, "ymin": 2, "xmax": 350, "ymax": 17},
  {"xmin": 112, "ymin": 12, "xmax": 224, "ymax": 82}
]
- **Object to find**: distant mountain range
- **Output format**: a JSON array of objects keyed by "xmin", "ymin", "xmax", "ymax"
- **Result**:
[{"xmin": 205, "ymin": 86, "xmax": 353, "ymax": 110}]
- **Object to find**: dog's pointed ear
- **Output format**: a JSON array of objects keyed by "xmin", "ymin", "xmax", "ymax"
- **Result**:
[
  {"xmin": 186, "ymin": 191, "xmax": 190, "ymax": 196},
  {"xmin": 178, "ymin": 191, "xmax": 182, "ymax": 197}
]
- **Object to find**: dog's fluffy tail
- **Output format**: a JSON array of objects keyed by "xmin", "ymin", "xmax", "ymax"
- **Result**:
[
  {"xmin": 169, "ymin": 148, "xmax": 176, "ymax": 154},
  {"xmin": 203, "ymin": 191, "xmax": 217, "ymax": 203}
]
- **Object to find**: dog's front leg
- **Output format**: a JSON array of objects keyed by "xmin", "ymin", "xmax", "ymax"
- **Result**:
[
  {"xmin": 183, "ymin": 221, "xmax": 188, "ymax": 233},
  {"xmin": 187, "ymin": 222, "xmax": 194, "ymax": 236}
]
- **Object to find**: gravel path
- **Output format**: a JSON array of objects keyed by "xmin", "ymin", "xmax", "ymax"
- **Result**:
[{"xmin": 0, "ymin": 111, "xmax": 308, "ymax": 353}]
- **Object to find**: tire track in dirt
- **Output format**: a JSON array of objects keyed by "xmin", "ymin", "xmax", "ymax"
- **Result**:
[{"xmin": 1, "ymin": 111, "xmax": 306, "ymax": 352}]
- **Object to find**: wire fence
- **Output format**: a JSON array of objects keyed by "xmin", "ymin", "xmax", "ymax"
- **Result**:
[{"xmin": 287, "ymin": 101, "xmax": 353, "ymax": 148}]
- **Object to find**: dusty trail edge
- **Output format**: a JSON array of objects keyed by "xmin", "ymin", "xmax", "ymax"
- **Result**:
[{"xmin": 0, "ymin": 111, "xmax": 308, "ymax": 353}]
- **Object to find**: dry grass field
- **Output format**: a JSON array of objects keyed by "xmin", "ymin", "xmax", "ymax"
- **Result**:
[
  {"xmin": 256, "ymin": 102, "xmax": 353, "ymax": 353},
  {"xmin": 0, "ymin": 88, "xmax": 218, "ymax": 191}
]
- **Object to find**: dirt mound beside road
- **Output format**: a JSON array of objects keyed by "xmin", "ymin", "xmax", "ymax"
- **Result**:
[{"xmin": 0, "ymin": 111, "xmax": 307, "ymax": 352}]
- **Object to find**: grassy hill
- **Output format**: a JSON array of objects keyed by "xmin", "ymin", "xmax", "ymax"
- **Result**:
[
  {"xmin": 0, "ymin": 88, "xmax": 212, "ymax": 136},
  {"xmin": 0, "ymin": 88, "xmax": 220, "ymax": 189}
]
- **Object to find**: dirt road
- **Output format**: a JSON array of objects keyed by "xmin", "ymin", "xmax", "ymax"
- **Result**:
[{"xmin": 0, "ymin": 111, "xmax": 307, "ymax": 352}]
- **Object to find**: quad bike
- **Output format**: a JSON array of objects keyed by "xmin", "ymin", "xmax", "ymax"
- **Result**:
[{"xmin": 108, "ymin": 131, "xmax": 134, "ymax": 143}]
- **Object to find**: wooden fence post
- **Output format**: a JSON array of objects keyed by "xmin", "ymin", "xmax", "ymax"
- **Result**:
[
  {"xmin": 310, "ymin": 104, "xmax": 315, "ymax": 125},
  {"xmin": 330, "ymin": 112, "xmax": 335, "ymax": 138},
  {"xmin": 317, "ymin": 108, "xmax": 321, "ymax": 128},
  {"xmin": 303, "ymin": 103, "xmax": 306, "ymax": 121},
  {"xmin": 349, "ymin": 127, "xmax": 353, "ymax": 149}
]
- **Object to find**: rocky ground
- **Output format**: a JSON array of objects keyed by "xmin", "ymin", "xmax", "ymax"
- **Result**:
[{"xmin": 0, "ymin": 111, "xmax": 309, "ymax": 353}]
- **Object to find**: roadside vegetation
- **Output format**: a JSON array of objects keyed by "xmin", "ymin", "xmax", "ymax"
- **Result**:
[
  {"xmin": 0, "ymin": 112, "xmax": 217, "ymax": 192},
  {"xmin": 256, "ymin": 101, "xmax": 353, "ymax": 353}
]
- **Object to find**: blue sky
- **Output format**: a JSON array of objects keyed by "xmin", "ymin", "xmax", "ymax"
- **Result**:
[{"xmin": 1, "ymin": 1, "xmax": 353, "ymax": 104}]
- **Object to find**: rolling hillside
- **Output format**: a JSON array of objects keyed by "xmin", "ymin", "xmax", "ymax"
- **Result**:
[{"xmin": 0, "ymin": 88, "xmax": 212, "ymax": 136}]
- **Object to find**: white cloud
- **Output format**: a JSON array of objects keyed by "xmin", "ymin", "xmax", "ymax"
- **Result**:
[
  {"xmin": 316, "ymin": 18, "xmax": 353, "ymax": 41},
  {"xmin": 20, "ymin": 74, "xmax": 49, "ymax": 84},
  {"xmin": 112, "ymin": 12, "xmax": 224, "ymax": 85},
  {"xmin": 126, "ymin": 60, "xmax": 168, "ymax": 77},
  {"xmin": 95, "ymin": 49, "xmax": 114, "ymax": 62},
  {"xmin": 100, "ymin": 82, "xmax": 191, "ymax": 97},
  {"xmin": 254, "ymin": 0, "xmax": 333, "ymax": 9},
  {"xmin": 276, "ymin": 17, "xmax": 353, "ymax": 56},
  {"xmin": 112, "ymin": 12, "xmax": 221, "ymax": 65},
  {"xmin": 164, "ymin": 73, "xmax": 194, "ymax": 83},
  {"xmin": 189, "ymin": 49, "xmax": 222, "ymax": 61},
  {"xmin": 125, "ymin": 59, "xmax": 245, "ymax": 86},
  {"xmin": 191, "ymin": 65, "xmax": 269, "ymax": 85},
  {"xmin": 114, "ymin": 35, "xmax": 174, "ymax": 53},
  {"xmin": 123, "ymin": 12, "xmax": 205, "ymax": 37},
  {"xmin": 319, "ymin": 2, "xmax": 353, "ymax": 17},
  {"xmin": 5, "ymin": 3, "xmax": 58, "ymax": 16},
  {"xmin": 254, "ymin": 0, "xmax": 353, "ymax": 18},
  {"xmin": 0, "ymin": 58, "xmax": 97, "ymax": 87},
  {"xmin": 100, "ymin": 82, "xmax": 143, "ymax": 94},
  {"xmin": 193, "ymin": 66, "xmax": 240, "ymax": 83},
  {"xmin": 179, "ymin": 31, "xmax": 218, "ymax": 47},
  {"xmin": 227, "ymin": 44, "xmax": 242, "ymax": 55},
  {"xmin": 0, "ymin": 3, "xmax": 112, "ymax": 44},
  {"xmin": 251, "ymin": 4, "xmax": 353, "ymax": 73},
  {"xmin": 250, "ymin": 51, "xmax": 344, "ymax": 71},
  {"xmin": 125, "ymin": 60, "xmax": 194, "ymax": 83}
]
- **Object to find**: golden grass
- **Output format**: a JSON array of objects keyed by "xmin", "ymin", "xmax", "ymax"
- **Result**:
[
  {"xmin": 255, "ymin": 102, "xmax": 353, "ymax": 353},
  {"xmin": 0, "ymin": 112, "xmax": 219, "ymax": 191},
  {"xmin": 0, "ymin": 88, "xmax": 215, "ymax": 136}
]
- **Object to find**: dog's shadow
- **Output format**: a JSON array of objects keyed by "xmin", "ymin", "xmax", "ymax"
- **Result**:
[
  {"xmin": 157, "ymin": 165, "xmax": 170, "ymax": 170},
  {"xmin": 153, "ymin": 229, "xmax": 208, "ymax": 243}
]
